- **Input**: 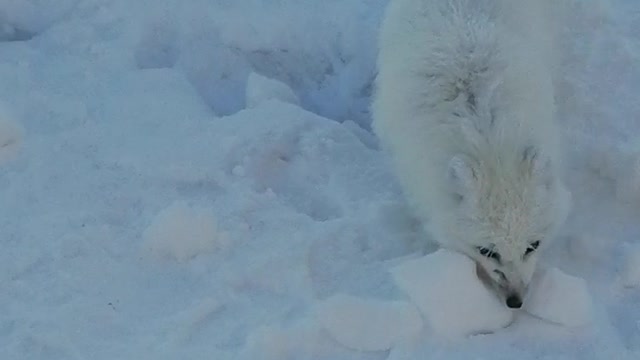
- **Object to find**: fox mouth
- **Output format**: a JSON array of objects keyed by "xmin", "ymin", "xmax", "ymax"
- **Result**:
[{"xmin": 475, "ymin": 262, "xmax": 494, "ymax": 289}]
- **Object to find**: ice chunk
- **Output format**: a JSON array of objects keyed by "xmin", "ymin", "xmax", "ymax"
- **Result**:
[
  {"xmin": 391, "ymin": 249, "xmax": 513, "ymax": 338},
  {"xmin": 316, "ymin": 294, "xmax": 423, "ymax": 351},
  {"xmin": 246, "ymin": 72, "xmax": 299, "ymax": 108},
  {"xmin": 524, "ymin": 267, "xmax": 593, "ymax": 327}
]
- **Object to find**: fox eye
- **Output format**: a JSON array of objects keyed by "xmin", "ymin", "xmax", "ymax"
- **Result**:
[
  {"xmin": 524, "ymin": 240, "xmax": 540, "ymax": 256},
  {"xmin": 477, "ymin": 247, "xmax": 501, "ymax": 263}
]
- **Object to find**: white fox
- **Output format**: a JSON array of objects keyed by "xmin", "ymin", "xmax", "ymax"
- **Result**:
[{"xmin": 373, "ymin": 0, "xmax": 571, "ymax": 308}]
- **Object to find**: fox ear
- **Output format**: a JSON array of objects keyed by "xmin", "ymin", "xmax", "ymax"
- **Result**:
[
  {"xmin": 448, "ymin": 155, "xmax": 478, "ymax": 201},
  {"xmin": 523, "ymin": 146, "xmax": 552, "ymax": 187}
]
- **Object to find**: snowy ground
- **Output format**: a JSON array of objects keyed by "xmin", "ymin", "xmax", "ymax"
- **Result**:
[{"xmin": 1, "ymin": 0, "xmax": 640, "ymax": 359}]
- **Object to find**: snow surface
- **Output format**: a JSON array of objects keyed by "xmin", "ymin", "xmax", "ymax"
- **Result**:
[
  {"xmin": 2, "ymin": 0, "xmax": 640, "ymax": 359},
  {"xmin": 391, "ymin": 249, "xmax": 514, "ymax": 338},
  {"xmin": 316, "ymin": 293, "xmax": 422, "ymax": 351}
]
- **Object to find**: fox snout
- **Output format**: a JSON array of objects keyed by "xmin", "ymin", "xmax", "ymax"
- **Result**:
[
  {"xmin": 476, "ymin": 262, "xmax": 532, "ymax": 309},
  {"xmin": 501, "ymin": 277, "xmax": 529, "ymax": 309},
  {"xmin": 501, "ymin": 274, "xmax": 534, "ymax": 309},
  {"xmin": 505, "ymin": 293, "xmax": 523, "ymax": 309}
]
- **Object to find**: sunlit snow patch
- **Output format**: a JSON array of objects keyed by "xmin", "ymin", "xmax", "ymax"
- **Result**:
[
  {"xmin": 142, "ymin": 201, "xmax": 229, "ymax": 262},
  {"xmin": 316, "ymin": 294, "xmax": 423, "ymax": 351},
  {"xmin": 241, "ymin": 321, "xmax": 321, "ymax": 360}
]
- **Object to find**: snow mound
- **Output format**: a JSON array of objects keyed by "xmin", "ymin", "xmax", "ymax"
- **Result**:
[
  {"xmin": 0, "ymin": 112, "xmax": 22, "ymax": 164},
  {"xmin": 621, "ymin": 244, "xmax": 640, "ymax": 288},
  {"xmin": 524, "ymin": 267, "xmax": 593, "ymax": 327},
  {"xmin": 391, "ymin": 250, "xmax": 513, "ymax": 338},
  {"xmin": 316, "ymin": 294, "xmax": 423, "ymax": 351},
  {"xmin": 246, "ymin": 72, "xmax": 299, "ymax": 108},
  {"xmin": 142, "ymin": 201, "xmax": 228, "ymax": 262}
]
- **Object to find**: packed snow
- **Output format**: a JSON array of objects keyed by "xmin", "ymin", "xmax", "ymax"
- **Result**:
[
  {"xmin": 391, "ymin": 250, "xmax": 514, "ymax": 338},
  {"xmin": 2, "ymin": 0, "xmax": 640, "ymax": 359}
]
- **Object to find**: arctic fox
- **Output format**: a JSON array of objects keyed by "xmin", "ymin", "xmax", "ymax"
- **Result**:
[{"xmin": 373, "ymin": 0, "xmax": 571, "ymax": 309}]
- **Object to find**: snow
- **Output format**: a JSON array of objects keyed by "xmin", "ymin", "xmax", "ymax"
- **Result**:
[
  {"xmin": 524, "ymin": 267, "xmax": 593, "ymax": 327},
  {"xmin": 2, "ymin": 0, "xmax": 640, "ymax": 359},
  {"xmin": 615, "ymin": 153, "xmax": 640, "ymax": 203},
  {"xmin": 621, "ymin": 243, "xmax": 640, "ymax": 288},
  {"xmin": 316, "ymin": 293, "xmax": 423, "ymax": 351},
  {"xmin": 0, "ymin": 108, "xmax": 22, "ymax": 164},
  {"xmin": 0, "ymin": 0, "xmax": 76, "ymax": 41},
  {"xmin": 391, "ymin": 250, "xmax": 514, "ymax": 338},
  {"xmin": 567, "ymin": 233, "xmax": 615, "ymax": 267}
]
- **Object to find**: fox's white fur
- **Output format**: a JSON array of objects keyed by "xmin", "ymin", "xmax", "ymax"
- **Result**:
[{"xmin": 373, "ymin": 0, "xmax": 571, "ymax": 307}]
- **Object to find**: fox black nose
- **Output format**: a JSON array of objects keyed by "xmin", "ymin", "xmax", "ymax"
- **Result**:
[{"xmin": 506, "ymin": 294, "xmax": 522, "ymax": 309}]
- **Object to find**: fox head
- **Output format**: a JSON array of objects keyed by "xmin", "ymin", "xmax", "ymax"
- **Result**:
[{"xmin": 442, "ymin": 146, "xmax": 571, "ymax": 309}]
